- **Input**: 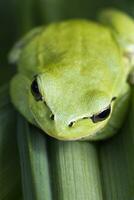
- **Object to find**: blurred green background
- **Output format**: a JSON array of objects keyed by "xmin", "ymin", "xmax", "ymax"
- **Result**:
[{"xmin": 0, "ymin": 0, "xmax": 134, "ymax": 69}]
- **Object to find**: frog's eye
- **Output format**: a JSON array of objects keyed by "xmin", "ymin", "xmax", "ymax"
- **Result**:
[
  {"xmin": 31, "ymin": 78, "xmax": 43, "ymax": 101},
  {"xmin": 91, "ymin": 106, "xmax": 111, "ymax": 123}
]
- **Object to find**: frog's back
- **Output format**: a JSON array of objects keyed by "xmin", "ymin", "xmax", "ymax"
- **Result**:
[
  {"xmin": 16, "ymin": 20, "xmax": 119, "ymax": 72},
  {"xmin": 17, "ymin": 20, "xmax": 123, "ymax": 91}
]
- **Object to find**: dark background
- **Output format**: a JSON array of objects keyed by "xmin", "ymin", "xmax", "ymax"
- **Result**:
[{"xmin": 0, "ymin": 0, "xmax": 134, "ymax": 68}]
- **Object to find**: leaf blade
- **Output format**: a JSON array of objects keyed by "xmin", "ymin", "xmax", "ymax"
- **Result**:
[{"xmin": 17, "ymin": 115, "xmax": 52, "ymax": 200}]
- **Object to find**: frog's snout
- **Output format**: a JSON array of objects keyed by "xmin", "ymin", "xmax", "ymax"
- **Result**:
[{"xmin": 49, "ymin": 103, "xmax": 111, "ymax": 129}]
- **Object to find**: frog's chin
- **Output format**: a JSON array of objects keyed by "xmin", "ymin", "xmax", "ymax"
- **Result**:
[{"xmin": 38, "ymin": 119, "xmax": 109, "ymax": 141}]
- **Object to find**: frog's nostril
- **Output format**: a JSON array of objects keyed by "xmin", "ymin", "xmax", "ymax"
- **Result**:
[{"xmin": 50, "ymin": 114, "xmax": 54, "ymax": 120}]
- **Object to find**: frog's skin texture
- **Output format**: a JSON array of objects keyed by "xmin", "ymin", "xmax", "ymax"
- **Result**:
[{"xmin": 9, "ymin": 9, "xmax": 134, "ymax": 141}]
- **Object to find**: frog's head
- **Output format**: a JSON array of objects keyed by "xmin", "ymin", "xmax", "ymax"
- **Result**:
[{"xmin": 29, "ymin": 67, "xmax": 116, "ymax": 140}]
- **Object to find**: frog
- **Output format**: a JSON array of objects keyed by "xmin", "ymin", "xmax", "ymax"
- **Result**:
[{"xmin": 9, "ymin": 9, "xmax": 134, "ymax": 141}]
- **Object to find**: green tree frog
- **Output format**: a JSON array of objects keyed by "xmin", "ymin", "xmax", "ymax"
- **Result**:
[{"xmin": 9, "ymin": 9, "xmax": 134, "ymax": 141}]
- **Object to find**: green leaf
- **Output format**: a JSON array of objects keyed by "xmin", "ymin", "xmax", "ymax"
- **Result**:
[
  {"xmin": 0, "ymin": 85, "xmax": 22, "ymax": 200},
  {"xmin": 0, "ymin": 67, "xmax": 16, "ymax": 87},
  {"xmin": 17, "ymin": 117, "xmax": 103, "ymax": 200},
  {"xmin": 99, "ymin": 87, "xmax": 134, "ymax": 200},
  {"xmin": 48, "ymin": 140, "xmax": 103, "ymax": 200},
  {"xmin": 17, "ymin": 115, "xmax": 52, "ymax": 200},
  {"xmin": 14, "ymin": 0, "xmax": 36, "ymax": 35}
]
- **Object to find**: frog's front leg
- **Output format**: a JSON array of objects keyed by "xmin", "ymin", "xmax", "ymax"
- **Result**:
[
  {"xmin": 10, "ymin": 74, "xmax": 36, "ymax": 125},
  {"xmin": 98, "ymin": 9, "xmax": 134, "ymax": 84},
  {"xmin": 87, "ymin": 83, "xmax": 131, "ymax": 140},
  {"xmin": 9, "ymin": 27, "xmax": 43, "ymax": 65}
]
